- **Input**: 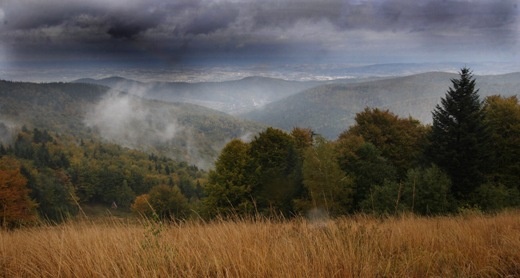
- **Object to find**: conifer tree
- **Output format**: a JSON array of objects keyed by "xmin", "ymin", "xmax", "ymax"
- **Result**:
[{"xmin": 428, "ymin": 67, "xmax": 490, "ymax": 201}]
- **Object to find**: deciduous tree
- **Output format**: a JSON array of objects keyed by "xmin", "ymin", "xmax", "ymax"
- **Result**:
[
  {"xmin": 148, "ymin": 184, "xmax": 189, "ymax": 220},
  {"xmin": 248, "ymin": 128, "xmax": 300, "ymax": 215},
  {"xmin": 361, "ymin": 166, "xmax": 453, "ymax": 215},
  {"xmin": 204, "ymin": 139, "xmax": 253, "ymax": 217},
  {"xmin": 0, "ymin": 156, "xmax": 37, "ymax": 228},
  {"xmin": 484, "ymin": 95, "xmax": 520, "ymax": 189},
  {"xmin": 346, "ymin": 108, "xmax": 428, "ymax": 178},
  {"xmin": 336, "ymin": 134, "xmax": 396, "ymax": 212},
  {"xmin": 300, "ymin": 136, "xmax": 353, "ymax": 216}
]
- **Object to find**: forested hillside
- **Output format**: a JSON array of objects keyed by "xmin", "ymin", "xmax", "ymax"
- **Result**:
[
  {"xmin": 0, "ymin": 81, "xmax": 107, "ymax": 136},
  {"xmin": 206, "ymin": 69, "xmax": 520, "ymax": 218},
  {"xmin": 1, "ymin": 70, "xmax": 519, "ymax": 227},
  {"xmin": 0, "ymin": 80, "xmax": 265, "ymax": 169},
  {"xmin": 243, "ymin": 72, "xmax": 520, "ymax": 139},
  {"xmin": 0, "ymin": 128, "xmax": 205, "ymax": 227}
]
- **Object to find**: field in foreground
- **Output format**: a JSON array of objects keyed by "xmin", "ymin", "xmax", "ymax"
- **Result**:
[{"xmin": 2, "ymin": 212, "xmax": 520, "ymax": 277}]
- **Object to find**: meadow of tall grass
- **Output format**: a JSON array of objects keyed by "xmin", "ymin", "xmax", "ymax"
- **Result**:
[{"xmin": 2, "ymin": 211, "xmax": 520, "ymax": 277}]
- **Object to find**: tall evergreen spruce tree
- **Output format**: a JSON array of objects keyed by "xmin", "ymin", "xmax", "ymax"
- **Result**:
[{"xmin": 429, "ymin": 67, "xmax": 490, "ymax": 202}]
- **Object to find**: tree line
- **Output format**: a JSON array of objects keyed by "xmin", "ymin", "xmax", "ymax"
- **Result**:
[{"xmin": 203, "ymin": 68, "xmax": 520, "ymax": 218}]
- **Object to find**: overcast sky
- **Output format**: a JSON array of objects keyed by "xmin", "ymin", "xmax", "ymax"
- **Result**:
[{"xmin": 0, "ymin": 0, "xmax": 519, "ymax": 80}]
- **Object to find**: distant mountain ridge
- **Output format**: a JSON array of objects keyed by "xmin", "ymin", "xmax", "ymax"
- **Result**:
[
  {"xmin": 6, "ymin": 70, "xmax": 518, "ymax": 169},
  {"xmin": 73, "ymin": 76, "xmax": 321, "ymax": 115},
  {"xmin": 242, "ymin": 71, "xmax": 520, "ymax": 139},
  {"xmin": 73, "ymin": 75, "xmax": 381, "ymax": 115},
  {"xmin": 74, "ymin": 71, "xmax": 520, "ymax": 141}
]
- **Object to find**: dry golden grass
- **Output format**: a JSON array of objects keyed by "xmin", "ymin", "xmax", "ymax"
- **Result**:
[{"xmin": 2, "ymin": 211, "xmax": 520, "ymax": 277}]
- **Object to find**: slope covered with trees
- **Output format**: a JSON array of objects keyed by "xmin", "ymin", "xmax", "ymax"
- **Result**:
[
  {"xmin": 1, "ymin": 128, "xmax": 205, "ymax": 227},
  {"xmin": 206, "ymin": 69, "xmax": 520, "ymax": 217},
  {"xmin": 0, "ymin": 80, "xmax": 265, "ymax": 169},
  {"xmin": 2, "ymin": 69, "xmax": 519, "ymax": 226}
]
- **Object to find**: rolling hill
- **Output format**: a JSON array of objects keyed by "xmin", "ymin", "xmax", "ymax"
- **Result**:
[
  {"xmin": 73, "ymin": 76, "xmax": 383, "ymax": 115},
  {"xmin": 3, "ymin": 71, "xmax": 517, "ymax": 166},
  {"xmin": 73, "ymin": 76, "xmax": 322, "ymax": 115},
  {"xmin": 0, "ymin": 80, "xmax": 265, "ymax": 169},
  {"xmin": 242, "ymin": 72, "xmax": 520, "ymax": 139}
]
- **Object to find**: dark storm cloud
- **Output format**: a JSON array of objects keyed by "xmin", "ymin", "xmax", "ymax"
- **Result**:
[
  {"xmin": 0, "ymin": 0, "xmax": 518, "ymax": 66},
  {"xmin": 106, "ymin": 15, "xmax": 163, "ymax": 40},
  {"xmin": 179, "ymin": 2, "xmax": 240, "ymax": 35},
  {"xmin": 1, "ymin": 0, "xmax": 167, "ymax": 42}
]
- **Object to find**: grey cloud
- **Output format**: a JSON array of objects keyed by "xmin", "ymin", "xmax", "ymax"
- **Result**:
[
  {"xmin": 106, "ymin": 18, "xmax": 158, "ymax": 40},
  {"xmin": 2, "ymin": 0, "xmax": 165, "ymax": 41},
  {"xmin": 1, "ymin": 0, "xmax": 518, "ymax": 66},
  {"xmin": 249, "ymin": 0, "xmax": 344, "ymax": 29},
  {"xmin": 4, "ymin": 0, "xmax": 517, "ymax": 40},
  {"xmin": 179, "ymin": 3, "xmax": 240, "ymax": 35},
  {"xmin": 4, "ymin": 1, "xmax": 108, "ymax": 32},
  {"xmin": 246, "ymin": 0, "xmax": 517, "ymax": 33}
]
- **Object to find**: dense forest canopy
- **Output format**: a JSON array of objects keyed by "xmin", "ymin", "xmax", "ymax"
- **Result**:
[
  {"xmin": 206, "ymin": 68, "xmax": 520, "ymax": 218},
  {"xmin": 1, "ymin": 68, "xmax": 520, "ymax": 227},
  {"xmin": 0, "ymin": 127, "xmax": 206, "ymax": 227}
]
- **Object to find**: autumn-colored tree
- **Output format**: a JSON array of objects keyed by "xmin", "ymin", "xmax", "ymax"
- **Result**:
[
  {"xmin": 290, "ymin": 127, "xmax": 314, "ymax": 151},
  {"xmin": 131, "ymin": 194, "xmax": 153, "ymax": 216},
  {"xmin": 0, "ymin": 156, "xmax": 37, "ymax": 228},
  {"xmin": 7, "ymin": 128, "xmax": 202, "ymax": 217},
  {"xmin": 345, "ymin": 108, "xmax": 428, "ymax": 177},
  {"xmin": 148, "ymin": 184, "xmax": 189, "ymax": 220}
]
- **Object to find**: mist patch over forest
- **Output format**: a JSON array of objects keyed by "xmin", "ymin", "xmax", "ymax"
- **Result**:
[{"xmin": 0, "ymin": 80, "xmax": 265, "ymax": 170}]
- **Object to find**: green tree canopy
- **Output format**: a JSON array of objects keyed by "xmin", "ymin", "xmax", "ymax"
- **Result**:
[
  {"xmin": 484, "ymin": 95, "xmax": 520, "ymax": 189},
  {"xmin": 299, "ymin": 136, "xmax": 354, "ymax": 216},
  {"xmin": 361, "ymin": 166, "xmax": 454, "ymax": 215},
  {"xmin": 204, "ymin": 139, "xmax": 253, "ymax": 217},
  {"xmin": 336, "ymin": 134, "xmax": 396, "ymax": 212},
  {"xmin": 27, "ymin": 168, "xmax": 79, "ymax": 222},
  {"xmin": 248, "ymin": 127, "xmax": 301, "ymax": 216}
]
